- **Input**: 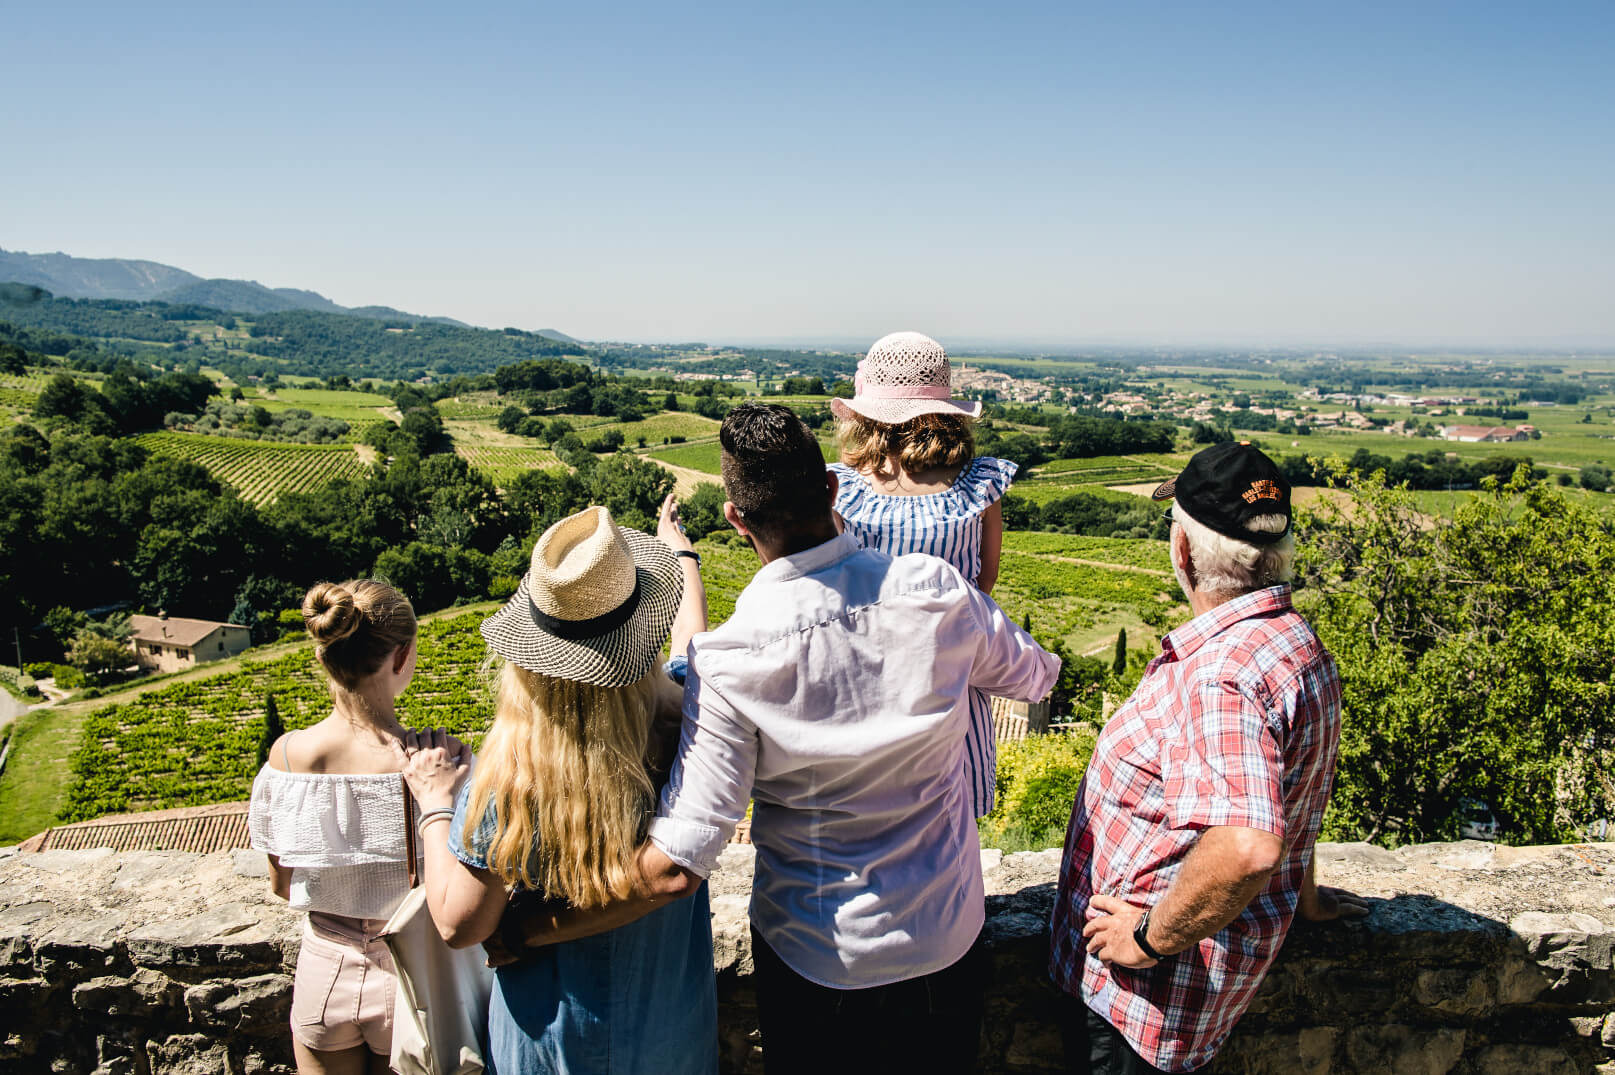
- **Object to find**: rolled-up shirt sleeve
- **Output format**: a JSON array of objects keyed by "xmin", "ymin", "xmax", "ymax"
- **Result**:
[
  {"xmin": 647, "ymin": 654, "xmax": 758, "ymax": 877},
  {"xmin": 961, "ymin": 584, "xmax": 1061, "ymax": 703}
]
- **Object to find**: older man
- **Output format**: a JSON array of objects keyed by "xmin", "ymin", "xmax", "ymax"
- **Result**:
[{"xmin": 1049, "ymin": 442, "xmax": 1367, "ymax": 1074}]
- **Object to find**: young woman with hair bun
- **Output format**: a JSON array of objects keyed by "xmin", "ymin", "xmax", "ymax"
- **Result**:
[{"xmin": 248, "ymin": 579, "xmax": 467, "ymax": 1075}]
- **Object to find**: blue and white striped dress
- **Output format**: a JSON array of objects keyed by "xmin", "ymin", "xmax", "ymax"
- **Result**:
[{"xmin": 828, "ymin": 455, "xmax": 1019, "ymax": 817}]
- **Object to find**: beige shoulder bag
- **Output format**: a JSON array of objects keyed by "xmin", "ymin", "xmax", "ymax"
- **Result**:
[{"xmin": 381, "ymin": 780, "xmax": 495, "ymax": 1075}]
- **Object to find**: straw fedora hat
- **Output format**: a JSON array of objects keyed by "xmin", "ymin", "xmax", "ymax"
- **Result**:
[
  {"xmin": 480, "ymin": 507, "xmax": 683, "ymax": 687},
  {"xmin": 829, "ymin": 331, "xmax": 983, "ymax": 426}
]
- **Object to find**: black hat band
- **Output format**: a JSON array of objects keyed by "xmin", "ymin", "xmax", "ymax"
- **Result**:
[{"xmin": 528, "ymin": 576, "xmax": 643, "ymax": 641}]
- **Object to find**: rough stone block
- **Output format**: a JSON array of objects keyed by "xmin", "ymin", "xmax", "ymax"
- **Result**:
[
  {"xmin": 1213, "ymin": 1026, "xmax": 1338, "ymax": 1074},
  {"xmin": 1603, "ymin": 1010, "xmax": 1615, "ymax": 1048},
  {"xmin": 127, "ymin": 903, "xmax": 281, "ymax": 972},
  {"xmin": 0, "ymin": 975, "xmax": 58, "ymax": 1022},
  {"xmin": 183, "ymin": 973, "xmax": 293, "ymax": 1035},
  {"xmin": 36, "ymin": 915, "xmax": 129, "ymax": 978},
  {"xmin": 231, "ymin": 850, "xmax": 270, "ymax": 879},
  {"xmin": 1496, "ymin": 955, "xmax": 1551, "ymax": 1004},
  {"xmin": 1510, "ymin": 911, "xmax": 1615, "ymax": 999},
  {"xmin": 1344, "ymin": 1025, "xmax": 1465, "ymax": 1075},
  {"xmin": 1472, "ymin": 1044, "xmax": 1580, "ymax": 1074},
  {"xmin": 147, "ymin": 1034, "xmax": 230, "ymax": 1075},
  {"xmin": 72, "ymin": 967, "xmax": 181, "ymax": 1017},
  {"xmin": 710, "ymin": 895, "xmax": 752, "ymax": 976},
  {"xmin": 1413, "ymin": 967, "xmax": 1496, "ymax": 1016}
]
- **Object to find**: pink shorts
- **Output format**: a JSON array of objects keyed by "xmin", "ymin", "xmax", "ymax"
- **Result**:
[{"xmin": 291, "ymin": 913, "xmax": 396, "ymax": 1054}]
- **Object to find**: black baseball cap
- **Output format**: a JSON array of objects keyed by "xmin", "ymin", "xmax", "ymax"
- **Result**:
[{"xmin": 1152, "ymin": 441, "xmax": 1292, "ymax": 545}]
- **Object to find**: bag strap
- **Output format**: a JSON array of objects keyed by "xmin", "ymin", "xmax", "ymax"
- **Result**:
[{"xmin": 401, "ymin": 775, "xmax": 420, "ymax": 890}]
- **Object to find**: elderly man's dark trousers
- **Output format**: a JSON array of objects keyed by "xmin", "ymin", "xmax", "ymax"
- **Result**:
[
  {"xmin": 753, "ymin": 926, "xmax": 988, "ymax": 1075},
  {"xmin": 1058, "ymin": 990, "xmax": 1188, "ymax": 1074}
]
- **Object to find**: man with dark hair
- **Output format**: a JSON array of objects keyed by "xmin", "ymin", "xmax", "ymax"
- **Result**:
[
  {"xmin": 659, "ymin": 402, "xmax": 1058, "ymax": 1072},
  {"xmin": 500, "ymin": 404, "xmax": 1057, "ymax": 1070},
  {"xmin": 716, "ymin": 400, "xmax": 832, "ymax": 547}
]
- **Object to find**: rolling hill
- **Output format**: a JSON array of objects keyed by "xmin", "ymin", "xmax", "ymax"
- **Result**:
[{"xmin": 0, "ymin": 246, "xmax": 571, "ymax": 339}]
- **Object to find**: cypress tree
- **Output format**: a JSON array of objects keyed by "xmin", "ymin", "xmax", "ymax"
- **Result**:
[
  {"xmin": 257, "ymin": 694, "xmax": 283, "ymax": 767},
  {"xmin": 1112, "ymin": 629, "xmax": 1127, "ymax": 676}
]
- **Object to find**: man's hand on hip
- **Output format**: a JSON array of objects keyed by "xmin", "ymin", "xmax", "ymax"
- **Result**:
[{"xmin": 1082, "ymin": 894, "xmax": 1159, "ymax": 970}]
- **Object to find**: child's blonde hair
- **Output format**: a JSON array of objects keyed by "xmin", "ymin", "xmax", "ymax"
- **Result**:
[{"xmin": 837, "ymin": 411, "xmax": 975, "ymax": 476}]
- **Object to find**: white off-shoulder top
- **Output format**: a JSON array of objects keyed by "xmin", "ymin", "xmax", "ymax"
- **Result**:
[{"xmin": 247, "ymin": 766, "xmax": 418, "ymax": 921}]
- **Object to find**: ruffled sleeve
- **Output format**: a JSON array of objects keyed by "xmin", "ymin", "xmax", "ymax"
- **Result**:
[
  {"xmin": 827, "ymin": 462, "xmax": 866, "ymax": 519},
  {"xmin": 247, "ymin": 767, "xmax": 410, "ymax": 867},
  {"xmin": 959, "ymin": 456, "xmax": 1018, "ymax": 511}
]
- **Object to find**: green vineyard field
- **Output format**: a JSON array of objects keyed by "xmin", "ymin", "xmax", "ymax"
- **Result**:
[
  {"xmin": 50, "ymin": 529, "xmax": 1179, "ymax": 824},
  {"xmin": 135, "ymin": 431, "xmax": 371, "ymax": 504},
  {"xmin": 454, "ymin": 443, "xmax": 565, "ymax": 484},
  {"xmin": 60, "ymin": 612, "xmax": 496, "ymax": 821}
]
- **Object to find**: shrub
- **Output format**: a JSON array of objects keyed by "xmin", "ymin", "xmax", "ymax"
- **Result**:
[
  {"xmin": 979, "ymin": 730, "xmax": 1096, "ymax": 851},
  {"xmin": 52, "ymin": 664, "xmax": 87, "ymax": 689}
]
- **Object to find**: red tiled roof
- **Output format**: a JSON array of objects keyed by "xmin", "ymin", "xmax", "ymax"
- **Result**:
[
  {"xmin": 991, "ymin": 696, "xmax": 1031, "ymax": 743},
  {"xmin": 18, "ymin": 801, "xmax": 250, "ymax": 854}
]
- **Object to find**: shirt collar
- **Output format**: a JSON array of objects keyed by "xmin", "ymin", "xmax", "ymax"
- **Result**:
[
  {"xmin": 1160, "ymin": 584, "xmax": 1293, "ymax": 662},
  {"xmin": 750, "ymin": 531, "xmax": 861, "ymax": 585}
]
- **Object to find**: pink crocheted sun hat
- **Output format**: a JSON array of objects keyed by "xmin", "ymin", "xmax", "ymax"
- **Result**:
[{"xmin": 829, "ymin": 331, "xmax": 982, "ymax": 426}]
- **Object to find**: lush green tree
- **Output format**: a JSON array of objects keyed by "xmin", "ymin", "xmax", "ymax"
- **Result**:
[
  {"xmin": 372, "ymin": 542, "xmax": 493, "ymax": 611},
  {"xmin": 587, "ymin": 453, "xmax": 674, "ymax": 532},
  {"xmin": 679, "ymin": 483, "xmax": 727, "ymax": 541},
  {"xmin": 257, "ymin": 694, "xmax": 284, "ymax": 768},
  {"xmin": 1298, "ymin": 466, "xmax": 1615, "ymax": 845}
]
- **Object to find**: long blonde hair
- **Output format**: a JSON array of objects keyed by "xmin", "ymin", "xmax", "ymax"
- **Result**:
[
  {"xmin": 837, "ymin": 411, "xmax": 975, "ymax": 477},
  {"xmin": 462, "ymin": 662, "xmax": 665, "ymax": 907}
]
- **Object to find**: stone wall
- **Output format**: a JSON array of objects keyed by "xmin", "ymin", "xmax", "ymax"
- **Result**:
[{"xmin": 3, "ymin": 840, "xmax": 1615, "ymax": 1074}]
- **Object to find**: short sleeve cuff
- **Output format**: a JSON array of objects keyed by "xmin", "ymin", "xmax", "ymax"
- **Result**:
[
  {"xmin": 448, "ymin": 780, "xmax": 491, "ymax": 870},
  {"xmin": 1168, "ymin": 799, "xmax": 1287, "ymax": 839},
  {"xmin": 647, "ymin": 816, "xmax": 726, "ymax": 878}
]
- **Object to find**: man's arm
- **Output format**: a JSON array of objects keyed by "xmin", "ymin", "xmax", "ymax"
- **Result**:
[
  {"xmin": 515, "ymin": 842, "xmax": 704, "ymax": 948},
  {"xmin": 1083, "ymin": 825, "xmax": 1283, "ymax": 967},
  {"xmin": 959, "ymin": 578, "xmax": 1060, "ymax": 702}
]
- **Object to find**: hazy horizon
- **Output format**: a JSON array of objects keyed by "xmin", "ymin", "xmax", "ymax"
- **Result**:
[{"xmin": 5, "ymin": 2, "xmax": 1612, "ymax": 349}]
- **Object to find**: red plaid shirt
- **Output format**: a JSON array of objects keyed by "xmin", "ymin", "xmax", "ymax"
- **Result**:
[{"xmin": 1049, "ymin": 585, "xmax": 1340, "ymax": 1072}]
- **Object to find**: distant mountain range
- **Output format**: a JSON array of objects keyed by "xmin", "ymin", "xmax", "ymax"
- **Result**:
[{"xmin": 0, "ymin": 246, "xmax": 577, "ymax": 342}]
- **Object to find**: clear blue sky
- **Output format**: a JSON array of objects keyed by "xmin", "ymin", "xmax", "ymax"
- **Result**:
[{"xmin": 5, "ymin": 1, "xmax": 1612, "ymax": 346}]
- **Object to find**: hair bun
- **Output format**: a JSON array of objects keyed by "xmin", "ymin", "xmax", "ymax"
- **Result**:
[{"xmin": 303, "ymin": 582, "xmax": 362, "ymax": 646}]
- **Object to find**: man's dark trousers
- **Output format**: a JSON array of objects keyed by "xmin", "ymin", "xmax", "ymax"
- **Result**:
[
  {"xmin": 1058, "ymin": 989, "xmax": 1188, "ymax": 1074},
  {"xmin": 753, "ymin": 926, "xmax": 989, "ymax": 1075}
]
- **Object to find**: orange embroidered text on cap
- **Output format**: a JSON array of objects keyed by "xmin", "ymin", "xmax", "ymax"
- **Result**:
[{"xmin": 1242, "ymin": 479, "xmax": 1282, "ymax": 504}]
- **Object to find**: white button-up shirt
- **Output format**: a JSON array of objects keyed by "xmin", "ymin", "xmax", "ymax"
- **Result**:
[{"xmin": 648, "ymin": 532, "xmax": 1060, "ymax": 988}]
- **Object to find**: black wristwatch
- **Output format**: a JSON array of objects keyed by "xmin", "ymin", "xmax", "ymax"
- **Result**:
[
  {"xmin": 674, "ymin": 550, "xmax": 701, "ymax": 566},
  {"xmin": 1133, "ymin": 909, "xmax": 1165, "ymax": 961}
]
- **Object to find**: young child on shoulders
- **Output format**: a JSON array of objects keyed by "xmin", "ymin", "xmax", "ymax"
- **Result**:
[{"xmin": 827, "ymin": 330, "xmax": 1019, "ymax": 816}]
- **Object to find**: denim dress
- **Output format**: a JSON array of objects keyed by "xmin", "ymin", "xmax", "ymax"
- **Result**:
[{"xmin": 449, "ymin": 780, "xmax": 718, "ymax": 1075}]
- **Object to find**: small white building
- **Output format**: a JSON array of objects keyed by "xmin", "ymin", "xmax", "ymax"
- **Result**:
[{"xmin": 129, "ymin": 615, "xmax": 252, "ymax": 673}]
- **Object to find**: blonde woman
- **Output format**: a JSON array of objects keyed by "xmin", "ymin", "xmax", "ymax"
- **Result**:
[
  {"xmin": 248, "ymin": 580, "xmax": 460, "ymax": 1075},
  {"xmin": 402, "ymin": 497, "xmax": 717, "ymax": 1074}
]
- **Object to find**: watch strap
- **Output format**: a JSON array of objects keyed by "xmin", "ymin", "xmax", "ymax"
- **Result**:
[{"xmin": 1134, "ymin": 908, "xmax": 1165, "ymax": 961}]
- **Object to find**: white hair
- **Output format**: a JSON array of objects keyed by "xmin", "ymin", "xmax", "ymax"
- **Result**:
[{"xmin": 1172, "ymin": 503, "xmax": 1295, "ymax": 596}]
